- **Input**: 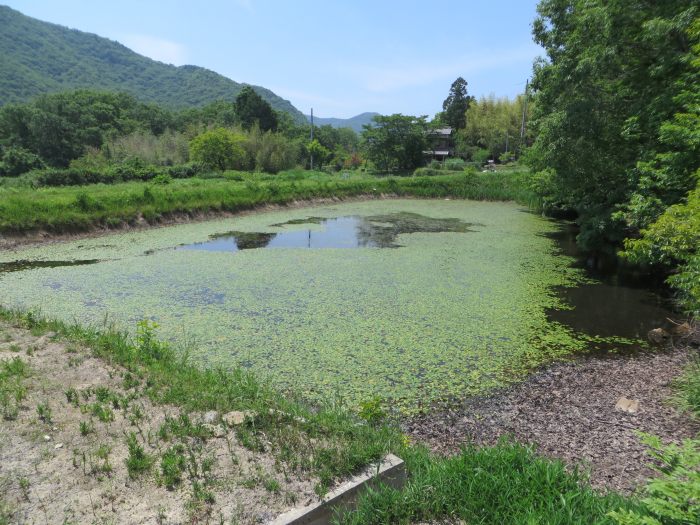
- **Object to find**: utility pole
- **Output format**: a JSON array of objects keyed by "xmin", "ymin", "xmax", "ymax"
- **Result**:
[
  {"xmin": 310, "ymin": 108, "xmax": 314, "ymax": 171},
  {"xmin": 519, "ymin": 79, "xmax": 529, "ymax": 157}
]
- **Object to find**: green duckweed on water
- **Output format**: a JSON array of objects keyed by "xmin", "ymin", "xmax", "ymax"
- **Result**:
[{"xmin": 0, "ymin": 199, "xmax": 588, "ymax": 413}]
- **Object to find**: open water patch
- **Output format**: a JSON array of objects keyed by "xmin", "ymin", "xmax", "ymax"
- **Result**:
[{"xmin": 178, "ymin": 212, "xmax": 477, "ymax": 252}]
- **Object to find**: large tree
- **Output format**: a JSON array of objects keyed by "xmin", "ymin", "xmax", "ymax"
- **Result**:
[
  {"xmin": 441, "ymin": 77, "xmax": 472, "ymax": 130},
  {"xmin": 361, "ymin": 114, "xmax": 427, "ymax": 172},
  {"xmin": 233, "ymin": 86, "xmax": 278, "ymax": 132},
  {"xmin": 526, "ymin": 0, "xmax": 698, "ymax": 251}
]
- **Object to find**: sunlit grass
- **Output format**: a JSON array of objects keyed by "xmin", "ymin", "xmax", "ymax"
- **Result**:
[{"xmin": 0, "ymin": 170, "xmax": 537, "ymax": 233}]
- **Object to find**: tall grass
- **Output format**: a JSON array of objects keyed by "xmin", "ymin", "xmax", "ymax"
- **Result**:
[
  {"xmin": 0, "ymin": 170, "xmax": 537, "ymax": 234},
  {"xmin": 341, "ymin": 443, "xmax": 637, "ymax": 525}
]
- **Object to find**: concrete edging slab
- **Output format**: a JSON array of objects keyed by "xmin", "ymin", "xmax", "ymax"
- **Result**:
[{"xmin": 269, "ymin": 454, "xmax": 406, "ymax": 525}]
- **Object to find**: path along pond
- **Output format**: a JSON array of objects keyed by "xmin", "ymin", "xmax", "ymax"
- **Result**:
[{"xmin": 0, "ymin": 199, "xmax": 674, "ymax": 414}]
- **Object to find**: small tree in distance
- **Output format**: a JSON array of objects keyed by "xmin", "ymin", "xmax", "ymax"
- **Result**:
[
  {"xmin": 234, "ymin": 87, "xmax": 278, "ymax": 132},
  {"xmin": 189, "ymin": 128, "xmax": 247, "ymax": 171},
  {"xmin": 361, "ymin": 114, "xmax": 428, "ymax": 172},
  {"xmin": 441, "ymin": 77, "xmax": 473, "ymax": 131}
]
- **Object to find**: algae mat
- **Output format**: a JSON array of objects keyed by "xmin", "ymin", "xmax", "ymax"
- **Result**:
[{"xmin": 0, "ymin": 200, "xmax": 585, "ymax": 412}]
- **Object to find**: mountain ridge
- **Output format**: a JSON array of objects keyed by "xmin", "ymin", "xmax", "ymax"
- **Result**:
[
  {"xmin": 0, "ymin": 5, "xmax": 306, "ymax": 122},
  {"xmin": 306, "ymin": 112, "xmax": 379, "ymax": 133}
]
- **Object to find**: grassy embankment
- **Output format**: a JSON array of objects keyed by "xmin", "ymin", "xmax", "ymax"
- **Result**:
[
  {"xmin": 0, "ymin": 169, "xmax": 538, "ymax": 234},
  {"xmin": 0, "ymin": 307, "xmax": 640, "ymax": 524}
]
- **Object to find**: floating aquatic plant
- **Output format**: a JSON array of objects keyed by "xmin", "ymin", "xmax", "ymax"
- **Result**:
[{"xmin": 0, "ymin": 199, "xmax": 590, "ymax": 413}]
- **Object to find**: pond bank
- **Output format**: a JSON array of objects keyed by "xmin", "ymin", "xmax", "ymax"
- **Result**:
[
  {"xmin": 0, "ymin": 193, "xmax": 391, "ymax": 250},
  {"xmin": 0, "ymin": 170, "xmax": 536, "ymax": 241},
  {"xmin": 404, "ymin": 333, "xmax": 699, "ymax": 494}
]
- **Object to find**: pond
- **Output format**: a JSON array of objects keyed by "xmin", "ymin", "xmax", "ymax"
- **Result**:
[{"xmin": 0, "ymin": 199, "xmax": 673, "ymax": 413}]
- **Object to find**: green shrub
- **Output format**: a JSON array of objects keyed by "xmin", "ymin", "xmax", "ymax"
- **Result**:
[
  {"xmin": 674, "ymin": 357, "xmax": 700, "ymax": 418},
  {"xmin": 0, "ymin": 146, "xmax": 45, "ymax": 176},
  {"xmin": 125, "ymin": 432, "xmax": 153, "ymax": 478},
  {"xmin": 622, "ymin": 180, "xmax": 700, "ymax": 315},
  {"xmin": 255, "ymin": 132, "xmax": 298, "ymax": 174},
  {"xmin": 161, "ymin": 445, "xmax": 187, "ymax": 489},
  {"xmin": 444, "ymin": 158, "xmax": 466, "ymax": 171},
  {"xmin": 608, "ymin": 434, "xmax": 700, "ymax": 525},
  {"xmin": 190, "ymin": 128, "xmax": 248, "ymax": 171},
  {"xmin": 73, "ymin": 193, "xmax": 104, "ymax": 212}
]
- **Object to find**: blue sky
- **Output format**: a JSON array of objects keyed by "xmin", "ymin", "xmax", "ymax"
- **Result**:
[{"xmin": 5, "ymin": 0, "xmax": 542, "ymax": 118}]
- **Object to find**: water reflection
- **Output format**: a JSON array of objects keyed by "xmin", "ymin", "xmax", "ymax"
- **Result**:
[
  {"xmin": 180, "ymin": 213, "xmax": 476, "ymax": 252},
  {"xmin": 547, "ymin": 223, "xmax": 676, "ymax": 340}
]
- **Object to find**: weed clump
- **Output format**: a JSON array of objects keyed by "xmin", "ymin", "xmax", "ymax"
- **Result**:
[{"xmin": 125, "ymin": 432, "xmax": 153, "ymax": 478}]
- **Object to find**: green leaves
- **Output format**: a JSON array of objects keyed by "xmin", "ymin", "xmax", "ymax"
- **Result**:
[
  {"xmin": 608, "ymin": 434, "xmax": 700, "ymax": 525},
  {"xmin": 528, "ymin": 1, "xmax": 699, "ymax": 252},
  {"xmin": 361, "ymin": 114, "xmax": 428, "ymax": 172},
  {"xmin": 189, "ymin": 128, "xmax": 248, "ymax": 171}
]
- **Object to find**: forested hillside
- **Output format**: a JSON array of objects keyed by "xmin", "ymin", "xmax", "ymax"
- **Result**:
[
  {"xmin": 0, "ymin": 5, "xmax": 305, "ymax": 121},
  {"xmin": 306, "ymin": 112, "xmax": 379, "ymax": 133}
]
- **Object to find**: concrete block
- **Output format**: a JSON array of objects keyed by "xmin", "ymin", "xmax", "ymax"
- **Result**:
[{"xmin": 269, "ymin": 454, "xmax": 406, "ymax": 525}]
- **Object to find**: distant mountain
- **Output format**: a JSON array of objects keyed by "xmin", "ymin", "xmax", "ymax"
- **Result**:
[
  {"xmin": 0, "ymin": 5, "xmax": 306, "ymax": 122},
  {"xmin": 306, "ymin": 112, "xmax": 379, "ymax": 133}
]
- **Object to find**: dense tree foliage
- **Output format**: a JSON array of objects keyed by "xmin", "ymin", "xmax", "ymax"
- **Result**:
[
  {"xmin": 623, "ymin": 186, "xmax": 700, "ymax": 315},
  {"xmin": 0, "ymin": 90, "xmax": 171, "ymax": 168},
  {"xmin": 621, "ymin": 16, "xmax": 700, "ymax": 313},
  {"xmin": 527, "ymin": 0, "xmax": 699, "ymax": 253},
  {"xmin": 0, "ymin": 6, "xmax": 305, "ymax": 121},
  {"xmin": 441, "ymin": 77, "xmax": 473, "ymax": 131},
  {"xmin": 312, "ymin": 125, "xmax": 360, "ymax": 170},
  {"xmin": 456, "ymin": 95, "xmax": 531, "ymax": 162},
  {"xmin": 361, "ymin": 114, "xmax": 428, "ymax": 172},
  {"xmin": 233, "ymin": 87, "xmax": 278, "ymax": 132}
]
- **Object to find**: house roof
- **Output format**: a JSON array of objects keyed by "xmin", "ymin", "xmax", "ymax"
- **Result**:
[{"xmin": 429, "ymin": 127, "xmax": 452, "ymax": 136}]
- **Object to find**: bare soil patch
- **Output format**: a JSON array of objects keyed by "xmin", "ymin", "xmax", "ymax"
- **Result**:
[
  {"xmin": 0, "ymin": 320, "xmax": 317, "ymax": 524},
  {"xmin": 404, "ymin": 344, "xmax": 699, "ymax": 494}
]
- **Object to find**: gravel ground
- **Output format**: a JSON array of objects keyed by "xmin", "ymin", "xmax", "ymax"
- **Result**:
[{"xmin": 404, "ymin": 336, "xmax": 699, "ymax": 494}]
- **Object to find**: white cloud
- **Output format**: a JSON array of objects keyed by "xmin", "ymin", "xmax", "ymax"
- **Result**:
[
  {"xmin": 120, "ymin": 34, "xmax": 189, "ymax": 66},
  {"xmin": 343, "ymin": 47, "xmax": 539, "ymax": 93}
]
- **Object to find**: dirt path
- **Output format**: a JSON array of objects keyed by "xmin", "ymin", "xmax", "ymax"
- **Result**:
[
  {"xmin": 404, "ymin": 344, "xmax": 699, "ymax": 494},
  {"xmin": 0, "ymin": 320, "xmax": 317, "ymax": 524}
]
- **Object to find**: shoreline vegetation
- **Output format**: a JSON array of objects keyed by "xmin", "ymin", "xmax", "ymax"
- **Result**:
[
  {"xmin": 0, "ymin": 169, "xmax": 537, "ymax": 237},
  {"xmin": 0, "ymin": 1, "xmax": 697, "ymax": 522}
]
